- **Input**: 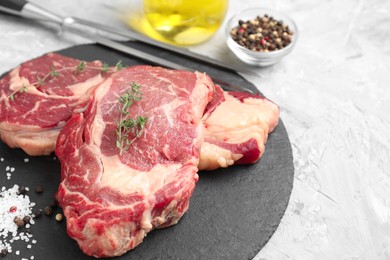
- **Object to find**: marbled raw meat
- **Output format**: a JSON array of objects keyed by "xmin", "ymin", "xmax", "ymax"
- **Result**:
[
  {"xmin": 0, "ymin": 53, "xmax": 109, "ymax": 155},
  {"xmin": 199, "ymin": 85, "xmax": 279, "ymax": 170},
  {"xmin": 55, "ymin": 66, "xmax": 214, "ymax": 257}
]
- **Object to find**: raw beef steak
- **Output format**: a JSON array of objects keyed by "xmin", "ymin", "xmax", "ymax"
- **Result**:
[
  {"xmin": 0, "ymin": 53, "xmax": 109, "ymax": 155},
  {"xmin": 55, "ymin": 66, "xmax": 214, "ymax": 257},
  {"xmin": 199, "ymin": 85, "xmax": 279, "ymax": 170}
]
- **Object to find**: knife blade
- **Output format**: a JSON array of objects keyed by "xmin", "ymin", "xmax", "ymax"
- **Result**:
[
  {"xmin": 0, "ymin": 0, "xmax": 253, "ymax": 93},
  {"xmin": 64, "ymin": 16, "xmax": 257, "ymax": 75}
]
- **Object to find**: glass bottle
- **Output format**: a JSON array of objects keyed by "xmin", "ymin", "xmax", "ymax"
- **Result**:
[{"xmin": 125, "ymin": 0, "xmax": 228, "ymax": 46}]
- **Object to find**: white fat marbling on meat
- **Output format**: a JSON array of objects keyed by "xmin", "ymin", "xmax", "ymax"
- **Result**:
[
  {"xmin": 141, "ymin": 208, "xmax": 153, "ymax": 232},
  {"xmin": 199, "ymin": 142, "xmax": 243, "ymax": 169},
  {"xmin": 0, "ymin": 123, "xmax": 62, "ymax": 155},
  {"xmin": 9, "ymin": 67, "xmax": 30, "ymax": 92},
  {"xmin": 159, "ymin": 100, "xmax": 185, "ymax": 127},
  {"xmin": 100, "ymin": 155, "xmax": 182, "ymax": 195},
  {"xmin": 9, "ymin": 65, "xmax": 104, "ymax": 98},
  {"xmin": 192, "ymin": 72, "xmax": 214, "ymax": 122},
  {"xmin": 204, "ymin": 93, "xmax": 271, "ymax": 145},
  {"xmin": 199, "ymin": 91, "xmax": 278, "ymax": 170},
  {"xmin": 68, "ymin": 74, "xmax": 103, "ymax": 97},
  {"xmin": 89, "ymin": 78, "xmax": 113, "ymax": 148}
]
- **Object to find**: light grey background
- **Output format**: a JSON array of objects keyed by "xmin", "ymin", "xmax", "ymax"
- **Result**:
[{"xmin": 1, "ymin": 0, "xmax": 389, "ymax": 259}]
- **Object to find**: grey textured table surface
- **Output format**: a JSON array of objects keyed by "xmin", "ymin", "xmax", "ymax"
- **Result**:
[{"xmin": 1, "ymin": 0, "xmax": 389, "ymax": 259}]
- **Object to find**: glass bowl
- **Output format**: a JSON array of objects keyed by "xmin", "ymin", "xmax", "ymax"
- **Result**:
[{"xmin": 225, "ymin": 8, "xmax": 298, "ymax": 66}]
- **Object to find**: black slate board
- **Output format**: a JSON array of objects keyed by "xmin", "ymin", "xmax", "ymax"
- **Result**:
[{"xmin": 0, "ymin": 42, "xmax": 294, "ymax": 260}]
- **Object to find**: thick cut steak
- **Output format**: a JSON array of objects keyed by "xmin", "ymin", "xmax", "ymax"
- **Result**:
[
  {"xmin": 55, "ymin": 66, "xmax": 214, "ymax": 257},
  {"xmin": 0, "ymin": 53, "xmax": 108, "ymax": 155},
  {"xmin": 199, "ymin": 85, "xmax": 279, "ymax": 170}
]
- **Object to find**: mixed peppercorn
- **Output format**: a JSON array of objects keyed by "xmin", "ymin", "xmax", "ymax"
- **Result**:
[
  {"xmin": 0, "ymin": 249, "xmax": 7, "ymax": 257},
  {"xmin": 230, "ymin": 14, "xmax": 294, "ymax": 52},
  {"xmin": 9, "ymin": 184, "xmax": 63, "ymax": 228},
  {"xmin": 1, "ymin": 184, "xmax": 64, "ymax": 257}
]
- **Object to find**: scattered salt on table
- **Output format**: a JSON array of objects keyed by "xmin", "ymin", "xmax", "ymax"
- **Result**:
[{"xmin": 0, "ymin": 185, "xmax": 36, "ymax": 256}]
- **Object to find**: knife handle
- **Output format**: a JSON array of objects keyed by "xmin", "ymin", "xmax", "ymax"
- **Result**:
[
  {"xmin": 0, "ymin": 0, "xmax": 63, "ymax": 23},
  {"xmin": 0, "ymin": 0, "xmax": 28, "ymax": 12}
]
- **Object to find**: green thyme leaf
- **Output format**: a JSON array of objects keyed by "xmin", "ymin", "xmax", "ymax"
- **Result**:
[
  {"xmin": 19, "ymin": 86, "xmax": 28, "ymax": 93},
  {"xmin": 8, "ymin": 60, "xmax": 124, "ymax": 102},
  {"xmin": 37, "ymin": 76, "xmax": 44, "ymax": 87},
  {"xmin": 115, "ymin": 83, "xmax": 148, "ymax": 155},
  {"xmin": 50, "ymin": 66, "xmax": 59, "ymax": 77},
  {"xmin": 75, "ymin": 61, "xmax": 86, "ymax": 72},
  {"xmin": 115, "ymin": 60, "xmax": 124, "ymax": 71},
  {"xmin": 101, "ymin": 63, "xmax": 110, "ymax": 73}
]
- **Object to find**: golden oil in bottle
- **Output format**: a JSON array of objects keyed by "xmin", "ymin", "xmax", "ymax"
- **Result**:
[{"xmin": 126, "ymin": 0, "xmax": 228, "ymax": 46}]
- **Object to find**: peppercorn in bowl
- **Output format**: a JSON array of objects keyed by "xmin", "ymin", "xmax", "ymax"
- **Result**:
[{"xmin": 226, "ymin": 8, "xmax": 298, "ymax": 66}]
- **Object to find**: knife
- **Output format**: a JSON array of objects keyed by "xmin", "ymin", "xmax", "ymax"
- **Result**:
[
  {"xmin": 0, "ymin": 0, "xmax": 253, "ymax": 93},
  {"xmin": 0, "ymin": 0, "xmax": 256, "ymax": 76}
]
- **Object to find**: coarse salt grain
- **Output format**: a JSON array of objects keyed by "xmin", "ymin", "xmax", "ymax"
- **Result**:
[
  {"xmin": 24, "ymin": 158, "xmax": 29, "ymax": 163},
  {"xmin": 0, "ymin": 185, "xmax": 36, "ymax": 256}
]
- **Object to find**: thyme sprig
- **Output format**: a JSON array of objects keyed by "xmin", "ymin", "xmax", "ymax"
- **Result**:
[
  {"xmin": 115, "ymin": 82, "xmax": 148, "ymax": 155},
  {"xmin": 7, "ymin": 60, "xmax": 124, "ymax": 101}
]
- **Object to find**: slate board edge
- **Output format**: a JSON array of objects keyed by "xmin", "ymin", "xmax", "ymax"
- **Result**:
[{"xmin": 0, "ymin": 42, "xmax": 294, "ymax": 260}]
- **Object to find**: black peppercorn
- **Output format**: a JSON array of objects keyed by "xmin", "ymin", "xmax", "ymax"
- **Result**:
[
  {"xmin": 34, "ymin": 208, "xmax": 42, "ymax": 218},
  {"xmin": 0, "ymin": 249, "xmax": 8, "ymax": 257},
  {"xmin": 13, "ymin": 216, "xmax": 25, "ymax": 228},
  {"xmin": 230, "ymin": 13, "xmax": 294, "ymax": 52},
  {"xmin": 44, "ymin": 206, "xmax": 53, "ymax": 216},
  {"xmin": 23, "ymin": 215, "xmax": 31, "ymax": 224},
  {"xmin": 35, "ymin": 184, "xmax": 43, "ymax": 194},
  {"xmin": 18, "ymin": 186, "xmax": 26, "ymax": 195}
]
